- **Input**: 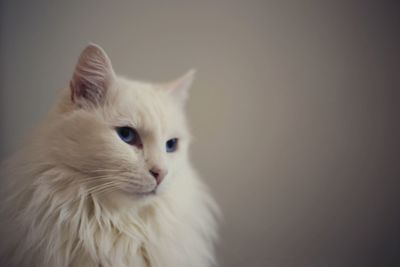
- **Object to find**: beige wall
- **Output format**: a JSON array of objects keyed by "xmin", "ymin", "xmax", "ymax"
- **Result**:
[{"xmin": 1, "ymin": 1, "xmax": 400, "ymax": 266}]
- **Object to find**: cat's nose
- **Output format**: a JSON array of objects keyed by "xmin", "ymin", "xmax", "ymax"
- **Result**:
[{"xmin": 149, "ymin": 167, "xmax": 167, "ymax": 185}]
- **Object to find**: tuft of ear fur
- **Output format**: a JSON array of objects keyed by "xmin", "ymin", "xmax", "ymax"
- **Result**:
[
  {"xmin": 165, "ymin": 69, "xmax": 196, "ymax": 102},
  {"xmin": 70, "ymin": 43, "xmax": 115, "ymax": 106}
]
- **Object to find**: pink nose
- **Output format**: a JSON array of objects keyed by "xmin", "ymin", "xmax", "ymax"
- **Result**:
[{"xmin": 149, "ymin": 167, "xmax": 167, "ymax": 185}]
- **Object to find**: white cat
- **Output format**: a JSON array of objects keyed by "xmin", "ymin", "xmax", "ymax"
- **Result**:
[{"xmin": 0, "ymin": 44, "xmax": 219, "ymax": 267}]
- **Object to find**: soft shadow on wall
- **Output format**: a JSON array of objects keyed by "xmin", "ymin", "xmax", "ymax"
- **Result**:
[{"xmin": 1, "ymin": 1, "xmax": 400, "ymax": 266}]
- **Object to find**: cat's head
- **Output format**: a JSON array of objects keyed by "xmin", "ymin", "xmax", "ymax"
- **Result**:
[{"xmin": 46, "ymin": 44, "xmax": 195, "ymax": 202}]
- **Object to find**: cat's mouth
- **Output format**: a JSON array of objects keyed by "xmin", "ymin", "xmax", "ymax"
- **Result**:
[
  {"xmin": 137, "ymin": 188, "xmax": 157, "ymax": 196},
  {"xmin": 120, "ymin": 182, "xmax": 158, "ymax": 197}
]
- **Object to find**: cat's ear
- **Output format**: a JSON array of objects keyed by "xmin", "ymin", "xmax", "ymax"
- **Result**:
[
  {"xmin": 70, "ymin": 43, "xmax": 115, "ymax": 106},
  {"xmin": 164, "ymin": 69, "xmax": 196, "ymax": 102}
]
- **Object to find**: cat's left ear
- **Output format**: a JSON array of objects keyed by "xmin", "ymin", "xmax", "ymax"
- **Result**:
[
  {"xmin": 70, "ymin": 43, "xmax": 116, "ymax": 106},
  {"xmin": 164, "ymin": 69, "xmax": 196, "ymax": 103}
]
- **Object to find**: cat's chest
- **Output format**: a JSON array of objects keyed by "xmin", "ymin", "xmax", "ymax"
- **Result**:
[{"xmin": 95, "ymin": 209, "xmax": 184, "ymax": 267}]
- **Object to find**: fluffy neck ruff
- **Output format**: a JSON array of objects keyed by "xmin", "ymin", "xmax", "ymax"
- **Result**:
[{"xmin": 3, "ymin": 161, "xmax": 217, "ymax": 267}]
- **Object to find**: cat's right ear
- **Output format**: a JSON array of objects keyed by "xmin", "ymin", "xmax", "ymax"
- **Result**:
[{"xmin": 70, "ymin": 43, "xmax": 115, "ymax": 107}]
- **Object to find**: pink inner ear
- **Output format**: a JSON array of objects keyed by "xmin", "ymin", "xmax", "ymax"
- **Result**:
[
  {"xmin": 165, "ymin": 69, "xmax": 196, "ymax": 101},
  {"xmin": 70, "ymin": 44, "xmax": 115, "ymax": 105}
]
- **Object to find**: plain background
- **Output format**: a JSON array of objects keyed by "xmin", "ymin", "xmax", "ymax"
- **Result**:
[{"xmin": 1, "ymin": 1, "xmax": 400, "ymax": 266}]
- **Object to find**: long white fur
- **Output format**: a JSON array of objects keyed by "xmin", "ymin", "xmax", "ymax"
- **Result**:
[{"xmin": 0, "ymin": 44, "xmax": 219, "ymax": 267}]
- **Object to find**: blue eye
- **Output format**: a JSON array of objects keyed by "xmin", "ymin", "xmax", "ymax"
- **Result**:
[
  {"xmin": 116, "ymin": 127, "xmax": 141, "ymax": 146},
  {"xmin": 166, "ymin": 138, "xmax": 178, "ymax": 153}
]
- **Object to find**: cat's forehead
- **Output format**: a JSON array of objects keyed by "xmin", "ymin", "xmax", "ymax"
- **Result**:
[{"xmin": 106, "ymin": 78, "xmax": 183, "ymax": 135}]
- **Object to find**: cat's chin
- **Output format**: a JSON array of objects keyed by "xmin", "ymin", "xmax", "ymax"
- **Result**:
[{"xmin": 96, "ymin": 189, "xmax": 158, "ymax": 212}]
